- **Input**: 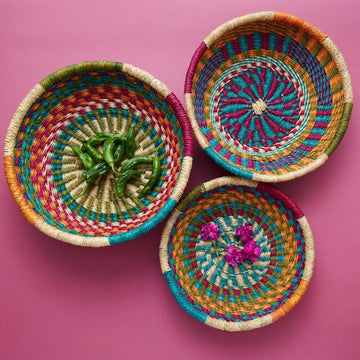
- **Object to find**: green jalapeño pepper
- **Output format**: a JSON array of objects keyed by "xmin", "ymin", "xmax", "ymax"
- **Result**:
[
  {"xmin": 103, "ymin": 134, "xmax": 126, "ymax": 175},
  {"xmin": 115, "ymin": 169, "xmax": 141, "ymax": 198},
  {"xmin": 70, "ymin": 145, "xmax": 95, "ymax": 170},
  {"xmin": 120, "ymin": 156, "xmax": 154, "ymax": 173},
  {"xmin": 138, "ymin": 156, "xmax": 161, "ymax": 198},
  {"xmin": 82, "ymin": 162, "xmax": 110, "ymax": 183},
  {"xmin": 83, "ymin": 132, "xmax": 113, "ymax": 146},
  {"xmin": 114, "ymin": 142, "xmax": 126, "ymax": 165},
  {"xmin": 125, "ymin": 128, "xmax": 136, "ymax": 159},
  {"xmin": 81, "ymin": 142, "xmax": 103, "ymax": 162}
]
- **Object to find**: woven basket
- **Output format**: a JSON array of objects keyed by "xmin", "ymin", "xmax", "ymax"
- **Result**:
[
  {"xmin": 160, "ymin": 176, "xmax": 314, "ymax": 331},
  {"xmin": 185, "ymin": 12, "xmax": 353, "ymax": 182},
  {"xmin": 4, "ymin": 61, "xmax": 193, "ymax": 247}
]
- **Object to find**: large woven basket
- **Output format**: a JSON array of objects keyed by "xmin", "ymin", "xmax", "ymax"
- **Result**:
[
  {"xmin": 4, "ymin": 61, "xmax": 193, "ymax": 246},
  {"xmin": 160, "ymin": 177, "xmax": 314, "ymax": 331},
  {"xmin": 185, "ymin": 12, "xmax": 353, "ymax": 182}
]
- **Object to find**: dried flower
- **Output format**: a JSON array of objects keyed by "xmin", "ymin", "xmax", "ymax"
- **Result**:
[
  {"xmin": 249, "ymin": 246, "xmax": 261, "ymax": 262},
  {"xmin": 201, "ymin": 223, "xmax": 221, "ymax": 241},
  {"xmin": 235, "ymin": 223, "xmax": 254, "ymax": 242},
  {"xmin": 225, "ymin": 246, "xmax": 245, "ymax": 267}
]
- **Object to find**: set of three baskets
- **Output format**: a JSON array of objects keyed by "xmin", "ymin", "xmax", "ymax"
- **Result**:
[{"xmin": 4, "ymin": 12, "xmax": 353, "ymax": 331}]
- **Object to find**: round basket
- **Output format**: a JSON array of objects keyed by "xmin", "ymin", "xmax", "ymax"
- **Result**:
[
  {"xmin": 185, "ymin": 12, "xmax": 353, "ymax": 182},
  {"xmin": 160, "ymin": 177, "xmax": 314, "ymax": 331},
  {"xmin": 4, "ymin": 61, "xmax": 193, "ymax": 247}
]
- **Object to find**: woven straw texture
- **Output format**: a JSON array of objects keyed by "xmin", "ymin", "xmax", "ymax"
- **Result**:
[
  {"xmin": 185, "ymin": 12, "xmax": 353, "ymax": 182},
  {"xmin": 4, "ymin": 61, "xmax": 193, "ymax": 247},
  {"xmin": 160, "ymin": 177, "xmax": 314, "ymax": 331}
]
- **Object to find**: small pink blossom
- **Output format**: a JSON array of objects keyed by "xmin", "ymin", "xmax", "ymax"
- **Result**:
[
  {"xmin": 224, "ymin": 241, "xmax": 261, "ymax": 267},
  {"xmin": 242, "ymin": 240, "xmax": 256, "ymax": 256},
  {"xmin": 201, "ymin": 223, "xmax": 221, "ymax": 241},
  {"xmin": 249, "ymin": 246, "xmax": 261, "ymax": 262},
  {"xmin": 225, "ymin": 246, "xmax": 244, "ymax": 267},
  {"xmin": 235, "ymin": 223, "xmax": 254, "ymax": 242}
]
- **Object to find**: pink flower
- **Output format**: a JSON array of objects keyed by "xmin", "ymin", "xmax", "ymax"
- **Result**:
[
  {"xmin": 243, "ymin": 241, "xmax": 261, "ymax": 262},
  {"xmin": 249, "ymin": 246, "xmax": 261, "ymax": 262},
  {"xmin": 242, "ymin": 240, "xmax": 256, "ymax": 256},
  {"xmin": 235, "ymin": 223, "xmax": 254, "ymax": 242},
  {"xmin": 201, "ymin": 223, "xmax": 221, "ymax": 241},
  {"xmin": 225, "ymin": 241, "xmax": 261, "ymax": 266},
  {"xmin": 225, "ymin": 246, "xmax": 244, "ymax": 267}
]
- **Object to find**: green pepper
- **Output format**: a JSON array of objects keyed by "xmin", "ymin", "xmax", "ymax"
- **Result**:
[
  {"xmin": 138, "ymin": 156, "xmax": 161, "ymax": 198},
  {"xmin": 120, "ymin": 156, "xmax": 154, "ymax": 173},
  {"xmin": 85, "ymin": 132, "xmax": 113, "ymax": 146},
  {"xmin": 125, "ymin": 128, "xmax": 136, "ymax": 159},
  {"xmin": 75, "ymin": 162, "xmax": 110, "ymax": 199},
  {"xmin": 82, "ymin": 162, "xmax": 110, "ymax": 182},
  {"xmin": 114, "ymin": 142, "xmax": 126, "ymax": 165},
  {"xmin": 103, "ymin": 134, "xmax": 126, "ymax": 175},
  {"xmin": 115, "ymin": 169, "xmax": 141, "ymax": 198},
  {"xmin": 81, "ymin": 142, "xmax": 103, "ymax": 162},
  {"xmin": 70, "ymin": 145, "xmax": 95, "ymax": 170}
]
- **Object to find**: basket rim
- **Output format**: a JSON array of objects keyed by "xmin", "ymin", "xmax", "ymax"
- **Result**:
[
  {"xmin": 159, "ymin": 176, "xmax": 315, "ymax": 331},
  {"xmin": 184, "ymin": 11, "xmax": 353, "ymax": 183},
  {"xmin": 4, "ymin": 60, "xmax": 193, "ymax": 247}
]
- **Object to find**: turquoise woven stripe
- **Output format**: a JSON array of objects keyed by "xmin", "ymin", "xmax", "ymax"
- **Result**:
[
  {"xmin": 163, "ymin": 271, "xmax": 208, "ymax": 323},
  {"xmin": 203, "ymin": 146, "xmax": 253, "ymax": 179},
  {"xmin": 109, "ymin": 198, "xmax": 177, "ymax": 244}
]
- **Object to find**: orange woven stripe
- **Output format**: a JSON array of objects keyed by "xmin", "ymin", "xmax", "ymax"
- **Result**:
[
  {"xmin": 4, "ymin": 156, "xmax": 41, "ymax": 224},
  {"xmin": 271, "ymin": 279, "xmax": 309, "ymax": 321},
  {"xmin": 274, "ymin": 12, "xmax": 327, "ymax": 42}
]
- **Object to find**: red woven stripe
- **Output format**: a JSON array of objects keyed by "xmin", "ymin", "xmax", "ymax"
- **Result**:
[
  {"xmin": 165, "ymin": 92, "xmax": 193, "ymax": 157},
  {"xmin": 184, "ymin": 41, "xmax": 207, "ymax": 94}
]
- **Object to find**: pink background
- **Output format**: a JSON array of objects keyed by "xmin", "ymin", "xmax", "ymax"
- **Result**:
[{"xmin": 1, "ymin": 0, "xmax": 359, "ymax": 359}]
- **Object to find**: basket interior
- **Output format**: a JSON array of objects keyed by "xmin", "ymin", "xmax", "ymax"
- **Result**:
[
  {"xmin": 13, "ymin": 69, "xmax": 185, "ymax": 237},
  {"xmin": 190, "ymin": 15, "xmax": 348, "ymax": 178},
  {"xmin": 167, "ymin": 184, "xmax": 307, "ymax": 323}
]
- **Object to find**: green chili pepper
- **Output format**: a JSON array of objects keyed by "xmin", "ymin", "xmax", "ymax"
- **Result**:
[
  {"xmin": 115, "ymin": 169, "xmax": 141, "ymax": 198},
  {"xmin": 75, "ymin": 162, "xmax": 110, "ymax": 199},
  {"xmin": 125, "ymin": 128, "xmax": 136, "ymax": 159},
  {"xmin": 85, "ymin": 132, "xmax": 113, "ymax": 146},
  {"xmin": 81, "ymin": 142, "xmax": 103, "ymax": 162},
  {"xmin": 83, "ymin": 153, "xmax": 95, "ymax": 165},
  {"xmin": 138, "ymin": 156, "xmax": 161, "ymax": 198},
  {"xmin": 103, "ymin": 135, "xmax": 126, "ymax": 175},
  {"xmin": 82, "ymin": 162, "xmax": 110, "ymax": 182},
  {"xmin": 70, "ymin": 145, "xmax": 96, "ymax": 170},
  {"xmin": 114, "ymin": 142, "xmax": 126, "ymax": 165},
  {"xmin": 120, "ymin": 156, "xmax": 154, "ymax": 173}
]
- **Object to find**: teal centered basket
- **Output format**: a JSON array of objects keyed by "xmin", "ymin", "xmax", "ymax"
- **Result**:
[{"xmin": 185, "ymin": 12, "xmax": 353, "ymax": 182}]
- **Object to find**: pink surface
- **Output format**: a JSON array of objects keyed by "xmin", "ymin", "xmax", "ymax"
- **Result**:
[{"xmin": 1, "ymin": 0, "xmax": 359, "ymax": 359}]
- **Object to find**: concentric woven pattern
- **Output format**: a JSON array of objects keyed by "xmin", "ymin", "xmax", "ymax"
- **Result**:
[
  {"xmin": 4, "ymin": 61, "xmax": 193, "ymax": 246},
  {"xmin": 185, "ymin": 12, "xmax": 353, "ymax": 182},
  {"xmin": 160, "ymin": 177, "xmax": 314, "ymax": 331}
]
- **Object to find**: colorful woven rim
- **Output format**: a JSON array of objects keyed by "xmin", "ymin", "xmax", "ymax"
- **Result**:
[
  {"xmin": 160, "ymin": 177, "xmax": 314, "ymax": 331},
  {"xmin": 4, "ymin": 61, "xmax": 193, "ymax": 247},
  {"xmin": 185, "ymin": 12, "xmax": 353, "ymax": 182}
]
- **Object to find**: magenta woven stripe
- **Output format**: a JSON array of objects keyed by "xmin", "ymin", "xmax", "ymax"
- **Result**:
[
  {"xmin": 256, "ymin": 183, "xmax": 304, "ymax": 219},
  {"xmin": 184, "ymin": 41, "xmax": 208, "ymax": 94},
  {"xmin": 165, "ymin": 92, "xmax": 194, "ymax": 157}
]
